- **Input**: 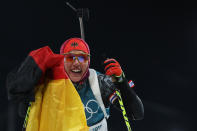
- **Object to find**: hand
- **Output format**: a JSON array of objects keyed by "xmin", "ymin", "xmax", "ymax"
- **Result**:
[
  {"xmin": 103, "ymin": 58, "xmax": 125, "ymax": 82},
  {"xmin": 45, "ymin": 53, "xmax": 64, "ymax": 69},
  {"xmin": 29, "ymin": 46, "xmax": 64, "ymax": 71}
]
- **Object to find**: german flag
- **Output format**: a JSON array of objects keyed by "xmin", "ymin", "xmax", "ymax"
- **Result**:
[{"xmin": 9, "ymin": 46, "xmax": 89, "ymax": 131}]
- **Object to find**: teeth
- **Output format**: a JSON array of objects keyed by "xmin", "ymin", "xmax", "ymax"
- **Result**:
[{"xmin": 72, "ymin": 69, "xmax": 81, "ymax": 73}]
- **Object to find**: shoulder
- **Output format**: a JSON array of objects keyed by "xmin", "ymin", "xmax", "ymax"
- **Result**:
[
  {"xmin": 89, "ymin": 69, "xmax": 106, "ymax": 79},
  {"xmin": 89, "ymin": 68, "xmax": 115, "ymax": 89},
  {"xmin": 89, "ymin": 69, "xmax": 103, "ymax": 75},
  {"xmin": 96, "ymin": 71, "xmax": 112, "ymax": 84}
]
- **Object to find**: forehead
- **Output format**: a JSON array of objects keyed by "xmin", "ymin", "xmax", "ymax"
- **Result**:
[{"xmin": 68, "ymin": 50, "xmax": 86, "ymax": 54}]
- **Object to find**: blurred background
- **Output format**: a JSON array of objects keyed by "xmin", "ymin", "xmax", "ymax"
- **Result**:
[{"xmin": 1, "ymin": 0, "xmax": 197, "ymax": 130}]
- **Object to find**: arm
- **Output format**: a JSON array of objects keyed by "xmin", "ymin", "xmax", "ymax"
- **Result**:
[
  {"xmin": 7, "ymin": 46, "xmax": 64, "ymax": 116},
  {"xmin": 103, "ymin": 58, "xmax": 144, "ymax": 120},
  {"xmin": 113, "ymin": 78, "xmax": 144, "ymax": 120},
  {"xmin": 7, "ymin": 56, "xmax": 42, "ymax": 102}
]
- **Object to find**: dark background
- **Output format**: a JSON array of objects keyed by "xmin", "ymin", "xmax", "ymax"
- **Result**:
[{"xmin": 1, "ymin": 0, "xmax": 197, "ymax": 131}]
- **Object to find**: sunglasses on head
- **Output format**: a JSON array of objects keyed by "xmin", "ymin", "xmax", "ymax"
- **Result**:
[{"xmin": 63, "ymin": 53, "xmax": 90, "ymax": 63}]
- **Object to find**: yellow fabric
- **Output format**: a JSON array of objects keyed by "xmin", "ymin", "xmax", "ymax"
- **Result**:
[{"xmin": 26, "ymin": 79, "xmax": 89, "ymax": 131}]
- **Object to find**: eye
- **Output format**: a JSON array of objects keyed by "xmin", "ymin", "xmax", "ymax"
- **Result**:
[
  {"xmin": 65, "ymin": 55, "xmax": 74, "ymax": 62},
  {"xmin": 78, "ymin": 56, "xmax": 85, "ymax": 62}
]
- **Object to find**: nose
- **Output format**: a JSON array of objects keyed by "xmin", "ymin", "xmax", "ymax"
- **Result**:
[{"xmin": 72, "ymin": 57, "xmax": 80, "ymax": 65}]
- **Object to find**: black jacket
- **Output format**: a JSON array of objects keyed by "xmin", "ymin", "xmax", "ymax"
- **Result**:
[{"xmin": 97, "ymin": 73, "xmax": 144, "ymax": 120}]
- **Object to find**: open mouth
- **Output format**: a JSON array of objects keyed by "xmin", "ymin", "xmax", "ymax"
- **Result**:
[{"xmin": 71, "ymin": 69, "xmax": 82, "ymax": 73}]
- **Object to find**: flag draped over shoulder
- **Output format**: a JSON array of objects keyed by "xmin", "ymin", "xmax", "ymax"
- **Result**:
[{"xmin": 25, "ymin": 46, "xmax": 89, "ymax": 131}]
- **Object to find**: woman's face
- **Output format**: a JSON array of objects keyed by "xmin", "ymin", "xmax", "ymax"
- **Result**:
[{"xmin": 64, "ymin": 50, "xmax": 89, "ymax": 83}]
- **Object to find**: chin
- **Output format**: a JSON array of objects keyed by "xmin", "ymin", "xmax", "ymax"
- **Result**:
[{"xmin": 70, "ymin": 77, "xmax": 82, "ymax": 83}]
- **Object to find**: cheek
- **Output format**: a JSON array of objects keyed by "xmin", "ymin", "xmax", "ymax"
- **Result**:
[
  {"xmin": 82, "ymin": 62, "xmax": 89, "ymax": 71},
  {"xmin": 64, "ymin": 63, "xmax": 71, "ymax": 73}
]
